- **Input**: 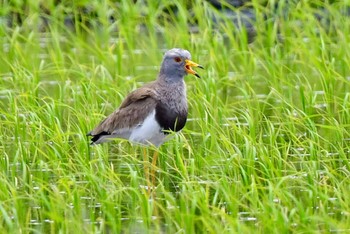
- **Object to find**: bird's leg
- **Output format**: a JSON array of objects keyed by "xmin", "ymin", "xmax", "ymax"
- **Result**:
[
  {"xmin": 142, "ymin": 148, "xmax": 151, "ymax": 194},
  {"xmin": 151, "ymin": 150, "xmax": 159, "ymax": 189}
]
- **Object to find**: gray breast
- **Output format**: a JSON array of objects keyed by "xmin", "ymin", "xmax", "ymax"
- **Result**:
[{"xmin": 155, "ymin": 84, "xmax": 188, "ymax": 133}]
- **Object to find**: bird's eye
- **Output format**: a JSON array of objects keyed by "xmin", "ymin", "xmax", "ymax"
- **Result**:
[{"xmin": 174, "ymin": 57, "xmax": 182, "ymax": 62}]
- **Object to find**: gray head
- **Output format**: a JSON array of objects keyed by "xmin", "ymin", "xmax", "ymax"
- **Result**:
[{"xmin": 159, "ymin": 48, "xmax": 203, "ymax": 82}]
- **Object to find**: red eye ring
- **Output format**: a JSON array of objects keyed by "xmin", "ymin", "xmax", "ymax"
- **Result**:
[{"xmin": 174, "ymin": 57, "xmax": 182, "ymax": 62}]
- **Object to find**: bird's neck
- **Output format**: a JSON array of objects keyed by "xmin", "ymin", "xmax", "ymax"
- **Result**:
[
  {"xmin": 157, "ymin": 72, "xmax": 185, "ymax": 85},
  {"xmin": 156, "ymin": 74, "xmax": 187, "ymax": 101}
]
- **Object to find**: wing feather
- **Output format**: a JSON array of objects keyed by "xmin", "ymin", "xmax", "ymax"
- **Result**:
[{"xmin": 88, "ymin": 86, "xmax": 158, "ymax": 144}]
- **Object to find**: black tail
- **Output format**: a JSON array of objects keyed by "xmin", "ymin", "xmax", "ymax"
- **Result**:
[{"xmin": 86, "ymin": 131, "xmax": 109, "ymax": 145}]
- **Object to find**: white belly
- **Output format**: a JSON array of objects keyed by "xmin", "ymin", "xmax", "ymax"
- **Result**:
[{"xmin": 129, "ymin": 110, "xmax": 167, "ymax": 147}]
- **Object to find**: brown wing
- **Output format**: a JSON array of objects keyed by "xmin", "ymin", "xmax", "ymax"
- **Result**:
[{"xmin": 88, "ymin": 86, "xmax": 158, "ymax": 143}]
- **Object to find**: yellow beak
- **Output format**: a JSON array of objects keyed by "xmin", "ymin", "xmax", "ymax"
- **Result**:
[{"xmin": 185, "ymin": 59, "xmax": 204, "ymax": 78}]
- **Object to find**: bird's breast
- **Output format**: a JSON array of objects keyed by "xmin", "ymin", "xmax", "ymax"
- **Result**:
[
  {"xmin": 155, "ymin": 100, "xmax": 188, "ymax": 133},
  {"xmin": 154, "ymin": 82, "xmax": 188, "ymax": 133}
]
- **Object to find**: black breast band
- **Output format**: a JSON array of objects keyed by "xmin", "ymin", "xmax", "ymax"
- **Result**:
[{"xmin": 155, "ymin": 103, "xmax": 187, "ymax": 133}]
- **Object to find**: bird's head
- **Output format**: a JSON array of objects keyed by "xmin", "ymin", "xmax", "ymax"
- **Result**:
[{"xmin": 159, "ymin": 48, "xmax": 203, "ymax": 82}]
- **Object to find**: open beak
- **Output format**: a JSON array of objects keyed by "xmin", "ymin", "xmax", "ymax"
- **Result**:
[{"xmin": 185, "ymin": 59, "xmax": 204, "ymax": 78}]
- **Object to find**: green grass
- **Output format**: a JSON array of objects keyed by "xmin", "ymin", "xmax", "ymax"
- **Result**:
[{"xmin": 1, "ymin": 0, "xmax": 350, "ymax": 233}]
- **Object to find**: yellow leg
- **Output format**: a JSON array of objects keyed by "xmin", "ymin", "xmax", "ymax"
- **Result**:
[
  {"xmin": 150, "ymin": 150, "xmax": 160, "ymax": 217},
  {"xmin": 151, "ymin": 150, "xmax": 159, "ymax": 189},
  {"xmin": 142, "ymin": 148, "xmax": 151, "ymax": 194}
]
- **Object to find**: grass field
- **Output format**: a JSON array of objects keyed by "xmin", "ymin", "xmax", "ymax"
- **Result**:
[{"xmin": 1, "ymin": 0, "xmax": 350, "ymax": 233}]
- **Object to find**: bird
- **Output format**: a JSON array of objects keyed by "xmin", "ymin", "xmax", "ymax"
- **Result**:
[
  {"xmin": 87, "ymin": 48, "xmax": 203, "ymax": 146},
  {"xmin": 87, "ymin": 48, "xmax": 203, "ymax": 192}
]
